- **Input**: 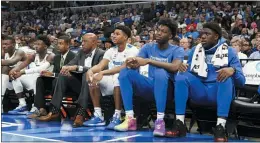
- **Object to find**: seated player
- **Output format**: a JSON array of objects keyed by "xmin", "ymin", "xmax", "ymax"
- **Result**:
[
  {"xmin": 8, "ymin": 35, "xmax": 55, "ymax": 114},
  {"xmin": 2, "ymin": 36, "xmax": 27, "ymax": 97},
  {"xmin": 114, "ymin": 18, "xmax": 184, "ymax": 136},
  {"xmin": 167, "ymin": 23, "xmax": 245, "ymax": 142},
  {"xmin": 27, "ymin": 35, "xmax": 75, "ymax": 118},
  {"xmin": 84, "ymin": 25, "xmax": 139, "ymax": 129}
]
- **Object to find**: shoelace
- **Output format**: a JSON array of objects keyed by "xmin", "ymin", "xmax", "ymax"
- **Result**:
[
  {"xmin": 156, "ymin": 124, "xmax": 161, "ymax": 129},
  {"xmin": 110, "ymin": 117, "xmax": 119, "ymax": 123},
  {"xmin": 30, "ymin": 107, "xmax": 38, "ymax": 112},
  {"xmin": 15, "ymin": 105, "xmax": 25, "ymax": 110},
  {"xmin": 33, "ymin": 109, "xmax": 40, "ymax": 116}
]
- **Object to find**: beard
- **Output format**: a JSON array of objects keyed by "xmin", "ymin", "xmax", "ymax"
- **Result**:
[{"xmin": 202, "ymin": 42, "xmax": 216, "ymax": 50}]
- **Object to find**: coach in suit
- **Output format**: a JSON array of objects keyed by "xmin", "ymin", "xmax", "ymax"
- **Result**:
[
  {"xmin": 38, "ymin": 33, "xmax": 105, "ymax": 127},
  {"xmin": 28, "ymin": 35, "xmax": 75, "ymax": 119}
]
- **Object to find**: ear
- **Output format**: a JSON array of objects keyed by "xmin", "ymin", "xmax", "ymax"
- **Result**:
[
  {"xmin": 214, "ymin": 34, "xmax": 219, "ymax": 41},
  {"xmin": 169, "ymin": 34, "xmax": 173, "ymax": 40},
  {"xmin": 125, "ymin": 35, "xmax": 128, "ymax": 41}
]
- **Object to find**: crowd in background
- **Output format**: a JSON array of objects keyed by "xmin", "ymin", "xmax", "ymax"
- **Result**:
[{"xmin": 1, "ymin": 1, "xmax": 260, "ymax": 59}]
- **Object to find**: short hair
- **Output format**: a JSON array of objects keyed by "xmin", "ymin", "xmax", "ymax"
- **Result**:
[
  {"xmin": 203, "ymin": 22, "xmax": 222, "ymax": 39},
  {"xmin": 2, "ymin": 35, "xmax": 15, "ymax": 43},
  {"xmin": 58, "ymin": 35, "xmax": 70, "ymax": 45},
  {"xmin": 36, "ymin": 35, "xmax": 51, "ymax": 47},
  {"xmin": 158, "ymin": 18, "xmax": 178, "ymax": 36},
  {"xmin": 115, "ymin": 25, "xmax": 131, "ymax": 38},
  {"xmin": 244, "ymin": 37, "xmax": 252, "ymax": 47},
  {"xmin": 172, "ymin": 37, "xmax": 180, "ymax": 45}
]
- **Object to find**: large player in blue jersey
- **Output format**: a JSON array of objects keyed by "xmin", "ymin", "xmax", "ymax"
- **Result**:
[
  {"xmin": 114, "ymin": 18, "xmax": 184, "ymax": 136},
  {"xmin": 166, "ymin": 22, "xmax": 245, "ymax": 142}
]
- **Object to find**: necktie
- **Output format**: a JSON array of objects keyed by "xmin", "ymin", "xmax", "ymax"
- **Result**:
[
  {"xmin": 60, "ymin": 56, "xmax": 64, "ymax": 68},
  {"xmin": 86, "ymin": 52, "xmax": 92, "ymax": 58}
]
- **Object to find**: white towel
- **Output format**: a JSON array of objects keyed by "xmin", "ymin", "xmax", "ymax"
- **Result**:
[{"xmin": 190, "ymin": 43, "xmax": 229, "ymax": 77}]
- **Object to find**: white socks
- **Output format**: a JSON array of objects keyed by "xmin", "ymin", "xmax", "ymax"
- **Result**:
[
  {"xmin": 94, "ymin": 107, "xmax": 104, "ymax": 120},
  {"xmin": 157, "ymin": 112, "xmax": 165, "ymax": 120},
  {"xmin": 176, "ymin": 115, "xmax": 185, "ymax": 123},
  {"xmin": 18, "ymin": 98, "xmax": 26, "ymax": 106},
  {"xmin": 217, "ymin": 118, "xmax": 226, "ymax": 128},
  {"xmin": 113, "ymin": 109, "xmax": 121, "ymax": 118},
  {"xmin": 94, "ymin": 108, "xmax": 122, "ymax": 120},
  {"xmin": 125, "ymin": 110, "xmax": 134, "ymax": 118}
]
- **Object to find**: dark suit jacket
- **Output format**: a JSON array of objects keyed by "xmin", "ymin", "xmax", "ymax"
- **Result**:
[
  {"xmin": 53, "ymin": 51, "xmax": 75, "ymax": 77},
  {"xmin": 67, "ymin": 48, "xmax": 105, "ymax": 73}
]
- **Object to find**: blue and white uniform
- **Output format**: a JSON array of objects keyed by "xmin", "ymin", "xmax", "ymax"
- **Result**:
[
  {"xmin": 119, "ymin": 43, "xmax": 184, "ymax": 113},
  {"xmin": 12, "ymin": 52, "xmax": 51, "ymax": 94},
  {"xmin": 97, "ymin": 43, "xmax": 139, "ymax": 96}
]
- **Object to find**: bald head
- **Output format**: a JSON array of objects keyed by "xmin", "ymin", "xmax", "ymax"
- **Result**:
[
  {"xmin": 84, "ymin": 33, "xmax": 98, "ymax": 41},
  {"xmin": 180, "ymin": 38, "xmax": 190, "ymax": 50},
  {"xmin": 82, "ymin": 33, "xmax": 98, "ymax": 53}
]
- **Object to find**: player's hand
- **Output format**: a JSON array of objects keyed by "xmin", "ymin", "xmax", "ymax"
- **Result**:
[
  {"xmin": 216, "ymin": 67, "xmax": 235, "ymax": 82},
  {"xmin": 86, "ymin": 69, "xmax": 94, "ymax": 83},
  {"xmin": 90, "ymin": 72, "xmax": 103, "ymax": 87},
  {"xmin": 178, "ymin": 63, "xmax": 189, "ymax": 72},
  {"xmin": 41, "ymin": 70, "xmax": 54, "ymax": 77}
]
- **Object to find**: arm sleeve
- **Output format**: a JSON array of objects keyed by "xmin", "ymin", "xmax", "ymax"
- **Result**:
[
  {"xmin": 137, "ymin": 44, "xmax": 149, "ymax": 58},
  {"xmin": 229, "ymin": 48, "xmax": 246, "ymax": 87},
  {"xmin": 25, "ymin": 62, "xmax": 51, "ymax": 74},
  {"xmin": 173, "ymin": 47, "xmax": 184, "ymax": 61},
  {"xmin": 67, "ymin": 52, "xmax": 80, "ymax": 66},
  {"xmin": 103, "ymin": 49, "xmax": 112, "ymax": 61}
]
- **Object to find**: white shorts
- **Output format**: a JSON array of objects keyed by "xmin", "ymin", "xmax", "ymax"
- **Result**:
[
  {"xmin": 95, "ymin": 73, "xmax": 119, "ymax": 96},
  {"xmin": 12, "ymin": 73, "xmax": 40, "ymax": 94}
]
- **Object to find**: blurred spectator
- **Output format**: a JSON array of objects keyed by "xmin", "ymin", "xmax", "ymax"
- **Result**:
[
  {"xmin": 70, "ymin": 37, "xmax": 81, "ymax": 54},
  {"xmin": 249, "ymin": 37, "xmax": 260, "ymax": 59},
  {"xmin": 103, "ymin": 38, "xmax": 114, "ymax": 50},
  {"xmin": 230, "ymin": 37, "xmax": 248, "ymax": 59},
  {"xmin": 179, "ymin": 38, "xmax": 191, "ymax": 56},
  {"xmin": 169, "ymin": 37, "xmax": 180, "ymax": 46}
]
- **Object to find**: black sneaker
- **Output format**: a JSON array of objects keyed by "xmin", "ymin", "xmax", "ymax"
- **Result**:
[
  {"xmin": 213, "ymin": 124, "xmax": 228, "ymax": 142},
  {"xmin": 165, "ymin": 119, "xmax": 187, "ymax": 137}
]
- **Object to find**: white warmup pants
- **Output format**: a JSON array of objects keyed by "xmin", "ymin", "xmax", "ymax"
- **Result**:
[
  {"xmin": 12, "ymin": 73, "xmax": 40, "ymax": 94},
  {"xmin": 95, "ymin": 73, "xmax": 120, "ymax": 96},
  {"xmin": 1, "ymin": 74, "xmax": 13, "ymax": 96}
]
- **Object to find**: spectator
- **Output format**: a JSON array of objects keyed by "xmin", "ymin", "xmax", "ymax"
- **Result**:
[
  {"xmin": 249, "ymin": 37, "xmax": 260, "ymax": 59},
  {"xmin": 241, "ymin": 38, "xmax": 253, "ymax": 57},
  {"xmin": 70, "ymin": 37, "xmax": 81, "ymax": 54},
  {"xmin": 169, "ymin": 37, "xmax": 180, "ymax": 46},
  {"xmin": 230, "ymin": 37, "xmax": 248, "ymax": 59},
  {"xmin": 103, "ymin": 38, "xmax": 114, "ymax": 50},
  {"xmin": 180, "ymin": 38, "xmax": 191, "ymax": 56},
  {"xmin": 186, "ymin": 25, "xmax": 200, "ymax": 40}
]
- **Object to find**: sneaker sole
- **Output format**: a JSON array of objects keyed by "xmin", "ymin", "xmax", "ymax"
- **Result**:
[
  {"xmin": 106, "ymin": 126, "xmax": 115, "ymax": 130},
  {"xmin": 8, "ymin": 112, "xmax": 18, "ymax": 115},
  {"xmin": 17, "ymin": 111, "xmax": 29, "ymax": 115},
  {"xmin": 114, "ymin": 127, "xmax": 137, "ymax": 132},
  {"xmin": 106, "ymin": 123, "xmax": 121, "ymax": 130},
  {"xmin": 84, "ymin": 122, "xmax": 106, "ymax": 127},
  {"xmin": 153, "ymin": 131, "xmax": 165, "ymax": 137}
]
